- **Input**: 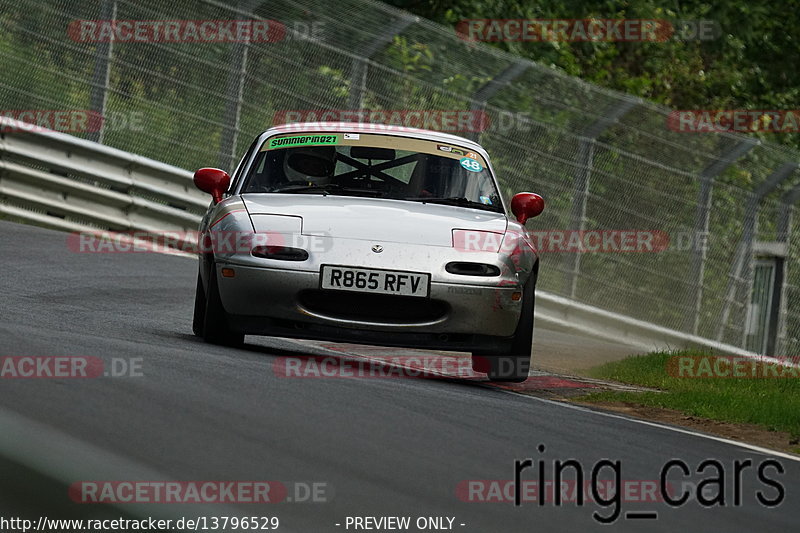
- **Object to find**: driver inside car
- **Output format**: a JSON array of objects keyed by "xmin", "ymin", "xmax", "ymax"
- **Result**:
[{"xmin": 281, "ymin": 146, "xmax": 338, "ymax": 187}]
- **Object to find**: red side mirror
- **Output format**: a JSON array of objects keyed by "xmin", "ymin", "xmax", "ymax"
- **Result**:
[
  {"xmin": 193, "ymin": 168, "xmax": 231, "ymax": 205},
  {"xmin": 510, "ymin": 192, "xmax": 544, "ymax": 225}
]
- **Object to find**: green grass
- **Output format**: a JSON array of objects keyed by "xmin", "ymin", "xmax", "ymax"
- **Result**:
[{"xmin": 580, "ymin": 350, "xmax": 800, "ymax": 439}]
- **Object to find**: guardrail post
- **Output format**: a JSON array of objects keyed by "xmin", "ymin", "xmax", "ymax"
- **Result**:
[
  {"xmin": 466, "ymin": 61, "xmax": 529, "ymax": 143},
  {"xmin": 683, "ymin": 138, "xmax": 758, "ymax": 334},
  {"xmin": 346, "ymin": 16, "xmax": 416, "ymax": 110},
  {"xmin": 715, "ymin": 162, "xmax": 798, "ymax": 345},
  {"xmin": 563, "ymin": 99, "xmax": 636, "ymax": 298},
  {"xmin": 86, "ymin": 0, "xmax": 117, "ymax": 144}
]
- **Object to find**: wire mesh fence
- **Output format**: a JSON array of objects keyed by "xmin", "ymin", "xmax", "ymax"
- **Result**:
[{"xmin": 1, "ymin": 0, "xmax": 800, "ymax": 355}]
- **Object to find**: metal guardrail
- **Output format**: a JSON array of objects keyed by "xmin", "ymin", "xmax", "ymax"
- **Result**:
[
  {"xmin": 0, "ymin": 117, "xmax": 206, "ymax": 235},
  {"xmin": 0, "ymin": 117, "xmax": 757, "ymax": 358},
  {"xmin": 535, "ymin": 292, "xmax": 758, "ymax": 357},
  {"xmin": 0, "ymin": 406, "xmax": 251, "ymax": 524}
]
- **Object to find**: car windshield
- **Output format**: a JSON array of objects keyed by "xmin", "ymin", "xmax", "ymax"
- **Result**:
[{"xmin": 240, "ymin": 132, "xmax": 503, "ymax": 213}]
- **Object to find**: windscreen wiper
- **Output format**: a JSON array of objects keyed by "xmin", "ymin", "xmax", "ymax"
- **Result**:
[
  {"xmin": 269, "ymin": 183, "xmax": 341, "ymax": 194},
  {"xmin": 404, "ymin": 196, "xmax": 500, "ymax": 212},
  {"xmin": 269, "ymin": 183, "xmax": 383, "ymax": 197}
]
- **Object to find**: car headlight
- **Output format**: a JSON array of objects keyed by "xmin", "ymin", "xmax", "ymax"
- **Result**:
[{"xmin": 451, "ymin": 229, "xmax": 504, "ymax": 253}]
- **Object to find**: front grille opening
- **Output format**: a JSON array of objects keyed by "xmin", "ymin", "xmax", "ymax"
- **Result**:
[{"xmin": 298, "ymin": 290, "xmax": 449, "ymax": 323}]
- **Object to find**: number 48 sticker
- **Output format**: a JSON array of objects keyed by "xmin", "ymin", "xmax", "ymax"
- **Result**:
[{"xmin": 460, "ymin": 157, "xmax": 483, "ymax": 172}]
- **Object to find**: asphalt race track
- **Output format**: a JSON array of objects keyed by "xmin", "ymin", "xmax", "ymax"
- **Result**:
[{"xmin": 0, "ymin": 220, "xmax": 798, "ymax": 532}]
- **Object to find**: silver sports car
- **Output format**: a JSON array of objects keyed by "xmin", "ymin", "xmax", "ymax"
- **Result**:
[{"xmin": 191, "ymin": 123, "xmax": 544, "ymax": 381}]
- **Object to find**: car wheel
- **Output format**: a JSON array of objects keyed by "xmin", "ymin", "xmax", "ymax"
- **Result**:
[
  {"xmin": 202, "ymin": 262, "xmax": 245, "ymax": 347},
  {"xmin": 192, "ymin": 272, "xmax": 206, "ymax": 337},
  {"xmin": 473, "ymin": 275, "xmax": 535, "ymax": 383}
]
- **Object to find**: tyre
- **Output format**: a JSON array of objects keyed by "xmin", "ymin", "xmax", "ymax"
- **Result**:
[
  {"xmin": 472, "ymin": 275, "xmax": 535, "ymax": 383},
  {"xmin": 201, "ymin": 262, "xmax": 245, "ymax": 346}
]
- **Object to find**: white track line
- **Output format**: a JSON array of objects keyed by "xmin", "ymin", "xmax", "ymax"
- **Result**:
[{"xmin": 502, "ymin": 391, "xmax": 800, "ymax": 462}]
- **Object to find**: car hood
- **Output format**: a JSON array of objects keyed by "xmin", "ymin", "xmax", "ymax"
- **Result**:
[{"xmin": 241, "ymin": 194, "xmax": 508, "ymax": 246}]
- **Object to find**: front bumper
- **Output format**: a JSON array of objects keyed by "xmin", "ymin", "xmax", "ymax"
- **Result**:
[{"xmin": 216, "ymin": 262, "xmax": 524, "ymax": 340}]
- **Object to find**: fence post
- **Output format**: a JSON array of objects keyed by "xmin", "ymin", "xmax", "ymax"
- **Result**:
[
  {"xmin": 346, "ymin": 16, "xmax": 415, "ymax": 110},
  {"xmin": 86, "ymin": 0, "xmax": 117, "ymax": 144},
  {"xmin": 563, "ymin": 98, "xmax": 636, "ymax": 298},
  {"xmin": 715, "ymin": 161, "xmax": 798, "ymax": 344},
  {"xmin": 217, "ymin": 41, "xmax": 249, "ymax": 171},
  {"xmin": 683, "ymin": 138, "xmax": 758, "ymax": 334},
  {"xmin": 216, "ymin": 0, "xmax": 264, "ymax": 171}
]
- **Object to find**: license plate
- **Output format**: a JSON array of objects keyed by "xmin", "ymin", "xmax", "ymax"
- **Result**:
[{"xmin": 320, "ymin": 265, "xmax": 430, "ymax": 297}]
